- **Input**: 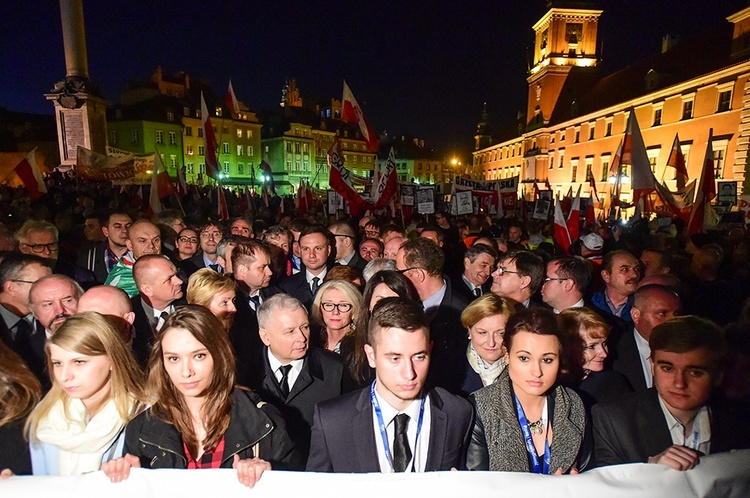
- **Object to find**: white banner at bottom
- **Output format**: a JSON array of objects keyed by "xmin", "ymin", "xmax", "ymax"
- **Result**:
[{"xmin": 2, "ymin": 450, "xmax": 748, "ymax": 498}]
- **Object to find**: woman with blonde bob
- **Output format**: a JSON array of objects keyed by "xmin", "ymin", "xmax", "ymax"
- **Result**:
[
  {"xmin": 26, "ymin": 312, "xmax": 147, "ymax": 476},
  {"xmin": 558, "ymin": 307, "xmax": 630, "ymax": 406},
  {"xmin": 460, "ymin": 293, "xmax": 516, "ymax": 396},
  {"xmin": 311, "ymin": 279, "xmax": 363, "ymax": 353},
  {"xmin": 187, "ymin": 268, "xmax": 237, "ymax": 331},
  {"xmin": 101, "ymin": 305, "xmax": 298, "ymax": 487}
]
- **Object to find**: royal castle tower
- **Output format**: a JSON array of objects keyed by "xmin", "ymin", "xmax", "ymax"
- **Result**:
[{"xmin": 526, "ymin": 1, "xmax": 602, "ymax": 128}]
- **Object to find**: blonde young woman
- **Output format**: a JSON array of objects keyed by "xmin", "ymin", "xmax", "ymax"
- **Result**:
[
  {"xmin": 187, "ymin": 268, "xmax": 237, "ymax": 331},
  {"xmin": 311, "ymin": 280, "xmax": 363, "ymax": 353},
  {"xmin": 25, "ymin": 312, "xmax": 147, "ymax": 476},
  {"xmin": 460, "ymin": 294, "xmax": 516, "ymax": 396}
]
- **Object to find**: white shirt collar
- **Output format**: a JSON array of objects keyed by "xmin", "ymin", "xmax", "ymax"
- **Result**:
[
  {"xmin": 633, "ymin": 328, "xmax": 653, "ymax": 388},
  {"xmin": 658, "ymin": 395, "xmax": 712, "ymax": 453},
  {"xmin": 267, "ymin": 348, "xmax": 305, "ymax": 390}
]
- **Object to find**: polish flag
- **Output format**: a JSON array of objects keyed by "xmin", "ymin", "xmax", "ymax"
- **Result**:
[
  {"xmin": 566, "ymin": 184, "xmax": 582, "ymax": 242},
  {"xmin": 13, "ymin": 149, "xmax": 47, "ymax": 199},
  {"xmin": 666, "ymin": 134, "xmax": 689, "ymax": 191},
  {"xmin": 148, "ymin": 153, "xmax": 175, "ymax": 214},
  {"xmin": 553, "ymin": 198, "xmax": 572, "ymax": 253},
  {"xmin": 688, "ymin": 132, "xmax": 717, "ymax": 235},
  {"xmin": 225, "ymin": 80, "xmax": 241, "ymax": 119},
  {"xmin": 327, "ymin": 136, "xmax": 371, "ymax": 216},
  {"xmin": 217, "ymin": 185, "xmax": 229, "ymax": 220},
  {"xmin": 200, "ymin": 92, "xmax": 219, "ymax": 180},
  {"xmin": 342, "ymin": 81, "xmax": 378, "ymax": 153},
  {"xmin": 621, "ymin": 109, "xmax": 656, "ymax": 205},
  {"xmin": 371, "ymin": 147, "xmax": 398, "ymax": 209}
]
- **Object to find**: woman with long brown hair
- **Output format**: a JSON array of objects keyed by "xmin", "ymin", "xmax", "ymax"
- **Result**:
[{"xmin": 101, "ymin": 305, "xmax": 299, "ymax": 487}]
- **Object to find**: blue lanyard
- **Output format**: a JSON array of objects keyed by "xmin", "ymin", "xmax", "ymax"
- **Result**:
[
  {"xmin": 513, "ymin": 394, "xmax": 550, "ymax": 474},
  {"xmin": 370, "ymin": 381, "xmax": 426, "ymax": 472}
]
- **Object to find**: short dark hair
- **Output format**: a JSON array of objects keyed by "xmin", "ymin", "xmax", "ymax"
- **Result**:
[
  {"xmin": 502, "ymin": 250, "xmax": 544, "ymax": 293},
  {"xmin": 400, "ymin": 237, "xmax": 444, "ymax": 276},
  {"xmin": 641, "ymin": 248, "xmax": 671, "ymax": 270},
  {"xmin": 550, "ymin": 256, "xmax": 591, "ymax": 293},
  {"xmin": 505, "ymin": 307, "xmax": 576, "ymax": 380},
  {"xmin": 367, "ymin": 297, "xmax": 429, "ymax": 346},
  {"xmin": 464, "ymin": 243, "xmax": 498, "ymax": 264},
  {"xmin": 299, "ymin": 225, "xmax": 332, "ymax": 244},
  {"xmin": 232, "ymin": 240, "xmax": 271, "ymax": 270},
  {"xmin": 359, "ymin": 237, "xmax": 384, "ymax": 253},
  {"xmin": 420, "ymin": 223, "xmax": 444, "ymax": 243},
  {"xmin": 602, "ymin": 249, "xmax": 636, "ymax": 274},
  {"xmin": 650, "ymin": 315, "xmax": 726, "ymax": 371}
]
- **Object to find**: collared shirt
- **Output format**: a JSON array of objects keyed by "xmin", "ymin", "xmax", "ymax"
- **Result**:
[
  {"xmin": 337, "ymin": 251, "xmax": 355, "ymax": 266},
  {"xmin": 104, "ymin": 244, "xmax": 120, "ymax": 273},
  {"xmin": 422, "ymin": 280, "xmax": 447, "ymax": 321},
  {"xmin": 553, "ymin": 298, "xmax": 585, "ymax": 314},
  {"xmin": 248, "ymin": 290, "xmax": 263, "ymax": 312},
  {"xmin": 371, "ymin": 387, "xmax": 431, "ymax": 473},
  {"xmin": 202, "ymin": 253, "xmax": 222, "ymax": 273},
  {"xmin": 461, "ymin": 275, "xmax": 481, "ymax": 296},
  {"xmin": 604, "ymin": 292, "xmax": 630, "ymax": 318},
  {"xmin": 658, "ymin": 396, "xmax": 712, "ymax": 455},
  {"xmin": 305, "ymin": 268, "xmax": 327, "ymax": 292},
  {"xmin": 141, "ymin": 299, "xmax": 175, "ymax": 329},
  {"xmin": 633, "ymin": 328, "xmax": 653, "ymax": 388},
  {"xmin": 267, "ymin": 349, "xmax": 305, "ymax": 392},
  {"xmin": 184, "ymin": 437, "xmax": 226, "ymax": 469}
]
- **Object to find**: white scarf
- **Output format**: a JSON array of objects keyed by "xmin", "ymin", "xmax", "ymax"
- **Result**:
[
  {"xmin": 35, "ymin": 398, "xmax": 127, "ymax": 476},
  {"xmin": 467, "ymin": 343, "xmax": 507, "ymax": 387}
]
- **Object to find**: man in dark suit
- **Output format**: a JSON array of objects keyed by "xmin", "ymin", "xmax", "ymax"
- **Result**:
[
  {"xmin": 397, "ymin": 237, "xmax": 470, "ymax": 393},
  {"xmin": 229, "ymin": 240, "xmax": 280, "ymax": 386},
  {"xmin": 609, "ymin": 284, "xmax": 681, "ymax": 391},
  {"xmin": 77, "ymin": 211, "xmax": 132, "ymax": 284},
  {"xmin": 329, "ymin": 222, "xmax": 367, "ymax": 270},
  {"xmin": 307, "ymin": 298, "xmax": 474, "ymax": 472},
  {"xmin": 130, "ymin": 254, "xmax": 185, "ymax": 367},
  {"xmin": 244, "ymin": 294, "xmax": 347, "ymax": 463},
  {"xmin": 453, "ymin": 243, "xmax": 497, "ymax": 301},
  {"xmin": 489, "ymin": 250, "xmax": 546, "ymax": 308},
  {"xmin": 593, "ymin": 315, "xmax": 750, "ymax": 470},
  {"xmin": 178, "ymin": 221, "xmax": 224, "ymax": 278},
  {"xmin": 278, "ymin": 225, "xmax": 332, "ymax": 312},
  {"xmin": 0, "ymin": 254, "xmax": 52, "ymax": 387}
]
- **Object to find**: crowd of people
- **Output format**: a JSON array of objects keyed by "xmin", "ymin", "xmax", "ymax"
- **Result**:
[{"xmin": 1, "ymin": 175, "xmax": 749, "ymax": 487}]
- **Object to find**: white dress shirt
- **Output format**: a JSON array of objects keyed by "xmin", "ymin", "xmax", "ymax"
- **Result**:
[
  {"xmin": 633, "ymin": 328, "xmax": 653, "ymax": 388},
  {"xmin": 267, "ymin": 349, "xmax": 304, "ymax": 392},
  {"xmin": 371, "ymin": 387, "xmax": 431, "ymax": 473},
  {"xmin": 658, "ymin": 396, "xmax": 712, "ymax": 455}
]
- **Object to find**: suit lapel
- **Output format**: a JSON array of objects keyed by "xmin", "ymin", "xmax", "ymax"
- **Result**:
[
  {"xmin": 287, "ymin": 357, "xmax": 313, "ymax": 402},
  {"xmin": 353, "ymin": 388, "xmax": 381, "ymax": 472},
  {"xmin": 425, "ymin": 391, "xmax": 448, "ymax": 471}
]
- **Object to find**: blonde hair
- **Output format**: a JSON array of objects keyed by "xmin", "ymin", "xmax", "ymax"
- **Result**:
[
  {"xmin": 558, "ymin": 307, "xmax": 610, "ymax": 341},
  {"xmin": 312, "ymin": 280, "xmax": 363, "ymax": 344},
  {"xmin": 461, "ymin": 293, "xmax": 515, "ymax": 330},
  {"xmin": 187, "ymin": 268, "xmax": 235, "ymax": 308},
  {"xmin": 26, "ymin": 312, "xmax": 147, "ymax": 441},
  {"xmin": 0, "ymin": 340, "xmax": 41, "ymax": 426}
]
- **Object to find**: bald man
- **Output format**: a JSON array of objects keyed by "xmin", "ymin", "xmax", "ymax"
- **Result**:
[
  {"xmin": 105, "ymin": 219, "xmax": 162, "ymax": 297},
  {"xmin": 77, "ymin": 285, "xmax": 135, "ymax": 344}
]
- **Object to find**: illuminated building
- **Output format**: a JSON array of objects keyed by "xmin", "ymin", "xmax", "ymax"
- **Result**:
[
  {"xmin": 377, "ymin": 134, "xmax": 445, "ymax": 185},
  {"xmin": 474, "ymin": 2, "xmax": 750, "ymax": 207}
]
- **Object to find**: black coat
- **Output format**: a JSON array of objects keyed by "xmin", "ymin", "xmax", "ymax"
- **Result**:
[
  {"xmin": 130, "ymin": 295, "xmax": 186, "ymax": 369},
  {"xmin": 306, "ymin": 386, "xmax": 474, "ymax": 472},
  {"xmin": 123, "ymin": 388, "xmax": 303, "ymax": 469},
  {"xmin": 451, "ymin": 274, "xmax": 492, "ymax": 302}
]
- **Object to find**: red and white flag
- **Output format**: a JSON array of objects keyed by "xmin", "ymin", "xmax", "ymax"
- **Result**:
[
  {"xmin": 688, "ymin": 132, "xmax": 717, "ymax": 235},
  {"xmin": 666, "ymin": 133, "xmax": 689, "ymax": 191},
  {"xmin": 553, "ymin": 198, "xmax": 572, "ymax": 253},
  {"xmin": 201, "ymin": 92, "xmax": 220, "ymax": 180},
  {"xmin": 371, "ymin": 147, "xmax": 398, "ymax": 209},
  {"xmin": 12, "ymin": 149, "xmax": 47, "ymax": 199},
  {"xmin": 148, "ymin": 153, "xmax": 176, "ymax": 214},
  {"xmin": 341, "ymin": 81, "xmax": 378, "ymax": 153},
  {"xmin": 327, "ymin": 137, "xmax": 371, "ymax": 216},
  {"xmin": 566, "ymin": 184, "xmax": 582, "ymax": 242},
  {"xmin": 225, "ymin": 80, "xmax": 240, "ymax": 119},
  {"xmin": 621, "ymin": 109, "xmax": 656, "ymax": 205},
  {"xmin": 217, "ymin": 185, "xmax": 229, "ymax": 220}
]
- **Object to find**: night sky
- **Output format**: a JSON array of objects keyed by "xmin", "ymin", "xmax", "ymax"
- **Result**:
[{"xmin": 1, "ymin": 0, "xmax": 747, "ymax": 160}]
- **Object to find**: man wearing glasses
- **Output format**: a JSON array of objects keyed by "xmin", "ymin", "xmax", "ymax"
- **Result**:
[
  {"xmin": 0, "ymin": 253, "xmax": 52, "ymax": 387},
  {"xmin": 489, "ymin": 250, "xmax": 545, "ymax": 308},
  {"xmin": 540, "ymin": 256, "xmax": 591, "ymax": 313},
  {"xmin": 179, "ymin": 221, "xmax": 225, "ymax": 278}
]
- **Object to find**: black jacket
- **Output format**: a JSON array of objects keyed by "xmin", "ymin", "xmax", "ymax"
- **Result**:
[{"xmin": 123, "ymin": 388, "xmax": 303, "ymax": 469}]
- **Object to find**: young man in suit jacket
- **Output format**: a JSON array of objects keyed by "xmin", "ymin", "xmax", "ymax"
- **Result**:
[
  {"xmin": 593, "ymin": 315, "xmax": 750, "ymax": 470},
  {"xmin": 307, "ymin": 298, "xmax": 474, "ymax": 473},
  {"xmin": 278, "ymin": 225, "xmax": 332, "ymax": 313}
]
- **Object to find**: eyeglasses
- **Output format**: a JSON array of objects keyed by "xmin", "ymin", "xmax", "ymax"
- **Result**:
[
  {"xmin": 544, "ymin": 277, "xmax": 569, "ymax": 283},
  {"xmin": 10, "ymin": 279, "xmax": 36, "ymax": 285},
  {"xmin": 321, "ymin": 302, "xmax": 353, "ymax": 313},
  {"xmin": 495, "ymin": 267, "xmax": 520, "ymax": 276},
  {"xmin": 201, "ymin": 231, "xmax": 222, "ymax": 239},
  {"xmin": 178, "ymin": 236, "xmax": 199, "ymax": 243},
  {"xmin": 20, "ymin": 242, "xmax": 58, "ymax": 253}
]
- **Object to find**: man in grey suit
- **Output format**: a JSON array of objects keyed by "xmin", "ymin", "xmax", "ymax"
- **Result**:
[{"xmin": 307, "ymin": 297, "xmax": 474, "ymax": 473}]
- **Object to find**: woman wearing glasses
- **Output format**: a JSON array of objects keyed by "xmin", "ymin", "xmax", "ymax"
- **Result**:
[
  {"xmin": 174, "ymin": 228, "xmax": 199, "ymax": 262},
  {"xmin": 557, "ymin": 308, "xmax": 631, "ymax": 407},
  {"xmin": 311, "ymin": 280, "xmax": 363, "ymax": 354}
]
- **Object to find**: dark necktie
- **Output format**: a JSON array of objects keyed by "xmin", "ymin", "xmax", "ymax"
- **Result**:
[
  {"xmin": 249, "ymin": 294, "xmax": 260, "ymax": 311},
  {"xmin": 209, "ymin": 263, "xmax": 220, "ymax": 273},
  {"xmin": 474, "ymin": 287, "xmax": 482, "ymax": 298},
  {"xmin": 157, "ymin": 311, "xmax": 169, "ymax": 331},
  {"xmin": 278, "ymin": 364, "xmax": 292, "ymax": 397},
  {"xmin": 12, "ymin": 319, "xmax": 32, "ymax": 355},
  {"xmin": 311, "ymin": 276, "xmax": 320, "ymax": 294},
  {"xmin": 393, "ymin": 413, "xmax": 412, "ymax": 472}
]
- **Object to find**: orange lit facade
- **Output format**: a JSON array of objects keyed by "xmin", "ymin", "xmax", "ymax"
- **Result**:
[{"xmin": 474, "ymin": 4, "xmax": 750, "ymax": 206}]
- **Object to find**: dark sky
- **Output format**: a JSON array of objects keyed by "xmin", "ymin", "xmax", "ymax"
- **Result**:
[{"xmin": 1, "ymin": 1, "xmax": 747, "ymax": 160}]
